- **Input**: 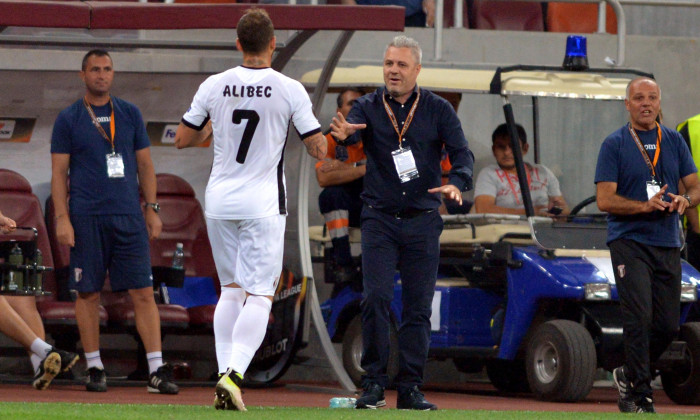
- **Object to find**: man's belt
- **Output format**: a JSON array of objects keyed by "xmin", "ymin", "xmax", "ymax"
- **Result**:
[{"xmin": 370, "ymin": 205, "xmax": 435, "ymax": 220}]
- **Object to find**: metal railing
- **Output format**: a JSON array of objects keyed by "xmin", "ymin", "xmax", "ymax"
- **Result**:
[
  {"xmin": 145, "ymin": 0, "xmax": 700, "ymax": 65},
  {"xmin": 433, "ymin": 0, "xmax": 626, "ymax": 65}
]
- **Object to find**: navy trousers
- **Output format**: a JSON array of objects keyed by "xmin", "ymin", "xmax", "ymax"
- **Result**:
[
  {"xmin": 609, "ymin": 238, "xmax": 681, "ymax": 399},
  {"xmin": 359, "ymin": 205, "xmax": 443, "ymax": 391}
]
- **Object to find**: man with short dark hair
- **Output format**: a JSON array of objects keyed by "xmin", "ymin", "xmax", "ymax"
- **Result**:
[
  {"xmin": 596, "ymin": 77, "xmax": 700, "ymax": 413},
  {"xmin": 474, "ymin": 122, "xmax": 569, "ymax": 216},
  {"xmin": 51, "ymin": 49, "xmax": 178, "ymax": 395},
  {"xmin": 174, "ymin": 8, "xmax": 326, "ymax": 411}
]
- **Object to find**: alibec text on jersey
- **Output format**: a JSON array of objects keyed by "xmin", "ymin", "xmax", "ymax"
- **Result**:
[{"xmin": 222, "ymin": 85, "xmax": 272, "ymax": 98}]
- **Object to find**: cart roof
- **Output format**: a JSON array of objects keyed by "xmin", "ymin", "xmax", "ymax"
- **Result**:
[{"xmin": 301, "ymin": 66, "xmax": 630, "ymax": 100}]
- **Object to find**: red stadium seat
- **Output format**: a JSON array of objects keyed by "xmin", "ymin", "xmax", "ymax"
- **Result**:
[
  {"xmin": 150, "ymin": 173, "xmax": 220, "ymax": 332},
  {"xmin": 546, "ymin": 3, "xmax": 617, "ymax": 34},
  {"xmin": 0, "ymin": 169, "xmax": 107, "ymax": 353},
  {"xmin": 471, "ymin": 0, "xmax": 544, "ymax": 31}
]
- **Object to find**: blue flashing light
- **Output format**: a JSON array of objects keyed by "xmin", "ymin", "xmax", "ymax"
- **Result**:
[{"xmin": 563, "ymin": 35, "xmax": 589, "ymax": 71}]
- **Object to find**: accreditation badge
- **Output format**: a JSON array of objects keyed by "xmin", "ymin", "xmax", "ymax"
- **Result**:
[
  {"xmin": 106, "ymin": 153, "xmax": 125, "ymax": 178},
  {"xmin": 391, "ymin": 146, "xmax": 419, "ymax": 183},
  {"xmin": 646, "ymin": 180, "xmax": 660, "ymax": 200}
]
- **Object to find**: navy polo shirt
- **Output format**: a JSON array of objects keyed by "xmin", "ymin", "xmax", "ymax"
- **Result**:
[
  {"xmin": 51, "ymin": 97, "xmax": 150, "ymax": 215},
  {"xmin": 594, "ymin": 123, "xmax": 696, "ymax": 247},
  {"xmin": 346, "ymin": 86, "xmax": 474, "ymax": 213}
]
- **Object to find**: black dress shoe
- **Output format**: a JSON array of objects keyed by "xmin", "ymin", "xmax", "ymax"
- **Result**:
[{"xmin": 397, "ymin": 386, "xmax": 437, "ymax": 410}]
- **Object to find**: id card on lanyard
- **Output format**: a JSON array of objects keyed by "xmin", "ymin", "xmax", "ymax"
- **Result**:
[
  {"xmin": 383, "ymin": 90, "xmax": 420, "ymax": 183},
  {"xmin": 628, "ymin": 122, "xmax": 662, "ymax": 200},
  {"xmin": 84, "ymin": 97, "xmax": 123, "ymax": 178}
]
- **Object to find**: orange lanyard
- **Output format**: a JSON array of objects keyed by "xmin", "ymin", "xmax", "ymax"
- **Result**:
[
  {"xmin": 500, "ymin": 167, "xmax": 532, "ymax": 206},
  {"xmin": 83, "ymin": 97, "xmax": 116, "ymax": 154},
  {"xmin": 628, "ymin": 122, "xmax": 662, "ymax": 181},
  {"xmin": 382, "ymin": 89, "xmax": 420, "ymax": 149}
]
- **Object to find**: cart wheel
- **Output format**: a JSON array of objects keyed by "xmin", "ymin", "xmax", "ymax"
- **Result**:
[
  {"xmin": 342, "ymin": 315, "xmax": 399, "ymax": 387},
  {"xmin": 525, "ymin": 319, "xmax": 596, "ymax": 402},
  {"xmin": 485, "ymin": 358, "xmax": 530, "ymax": 393},
  {"xmin": 661, "ymin": 322, "xmax": 700, "ymax": 405}
]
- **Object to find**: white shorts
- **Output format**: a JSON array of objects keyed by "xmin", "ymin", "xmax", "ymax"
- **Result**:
[{"xmin": 206, "ymin": 215, "xmax": 286, "ymax": 296}]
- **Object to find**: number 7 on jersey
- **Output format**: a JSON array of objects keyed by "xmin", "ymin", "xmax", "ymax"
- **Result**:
[{"xmin": 232, "ymin": 109, "xmax": 260, "ymax": 164}]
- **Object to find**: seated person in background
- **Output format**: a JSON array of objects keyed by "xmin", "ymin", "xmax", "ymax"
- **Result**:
[
  {"xmin": 316, "ymin": 87, "xmax": 365, "ymax": 283},
  {"xmin": 0, "ymin": 211, "xmax": 79, "ymax": 390},
  {"xmin": 474, "ymin": 123, "xmax": 569, "ymax": 216}
]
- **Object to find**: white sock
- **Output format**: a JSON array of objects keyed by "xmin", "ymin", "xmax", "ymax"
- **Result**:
[
  {"xmin": 85, "ymin": 350, "xmax": 104, "ymax": 370},
  {"xmin": 229, "ymin": 295, "xmax": 272, "ymax": 375},
  {"xmin": 214, "ymin": 287, "xmax": 246, "ymax": 374},
  {"xmin": 30, "ymin": 353, "xmax": 42, "ymax": 374},
  {"xmin": 147, "ymin": 351, "xmax": 163, "ymax": 374},
  {"xmin": 29, "ymin": 338, "xmax": 52, "ymax": 358}
]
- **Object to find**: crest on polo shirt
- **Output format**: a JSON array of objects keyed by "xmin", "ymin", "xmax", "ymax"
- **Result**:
[
  {"xmin": 74, "ymin": 267, "xmax": 82, "ymax": 283},
  {"xmin": 617, "ymin": 265, "xmax": 625, "ymax": 278}
]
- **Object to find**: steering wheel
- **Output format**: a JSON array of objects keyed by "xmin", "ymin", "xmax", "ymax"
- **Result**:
[{"xmin": 569, "ymin": 195, "xmax": 598, "ymax": 216}]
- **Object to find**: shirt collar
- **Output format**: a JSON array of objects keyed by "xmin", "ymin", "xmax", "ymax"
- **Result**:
[{"xmin": 383, "ymin": 85, "xmax": 420, "ymax": 106}]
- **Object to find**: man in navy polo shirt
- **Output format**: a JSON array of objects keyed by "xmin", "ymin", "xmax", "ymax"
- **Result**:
[
  {"xmin": 50, "ymin": 49, "xmax": 178, "ymax": 395},
  {"xmin": 595, "ymin": 77, "xmax": 700, "ymax": 413},
  {"xmin": 331, "ymin": 35, "xmax": 473, "ymax": 410}
]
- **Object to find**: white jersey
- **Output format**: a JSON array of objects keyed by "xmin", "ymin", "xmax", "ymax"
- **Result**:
[{"xmin": 183, "ymin": 66, "xmax": 321, "ymax": 219}]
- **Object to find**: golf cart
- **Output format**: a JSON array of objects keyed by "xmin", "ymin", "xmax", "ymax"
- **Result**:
[{"xmin": 305, "ymin": 65, "xmax": 700, "ymax": 403}]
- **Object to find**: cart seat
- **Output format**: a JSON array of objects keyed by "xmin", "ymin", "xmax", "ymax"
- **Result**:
[{"xmin": 439, "ymin": 224, "xmax": 533, "ymax": 245}]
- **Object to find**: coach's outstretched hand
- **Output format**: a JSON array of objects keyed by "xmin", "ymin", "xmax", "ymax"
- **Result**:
[{"xmin": 330, "ymin": 112, "xmax": 366, "ymax": 142}]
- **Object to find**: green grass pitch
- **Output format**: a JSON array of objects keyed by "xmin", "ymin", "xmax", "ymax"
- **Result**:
[{"xmin": 0, "ymin": 403, "xmax": 699, "ymax": 420}]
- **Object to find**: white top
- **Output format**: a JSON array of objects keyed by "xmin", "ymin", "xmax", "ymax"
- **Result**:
[
  {"xmin": 474, "ymin": 163, "xmax": 562, "ymax": 209},
  {"xmin": 183, "ymin": 66, "xmax": 321, "ymax": 219}
]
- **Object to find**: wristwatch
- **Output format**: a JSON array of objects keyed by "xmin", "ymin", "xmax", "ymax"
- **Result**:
[
  {"xmin": 682, "ymin": 194, "xmax": 692, "ymax": 207},
  {"xmin": 144, "ymin": 202, "xmax": 160, "ymax": 213}
]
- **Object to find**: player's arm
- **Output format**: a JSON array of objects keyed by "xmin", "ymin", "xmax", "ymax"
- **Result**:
[
  {"xmin": 51, "ymin": 153, "xmax": 74, "ymax": 246},
  {"xmin": 668, "ymin": 172, "xmax": 700, "ymax": 214},
  {"xmin": 136, "ymin": 147, "xmax": 162, "ymax": 240},
  {"xmin": 474, "ymin": 195, "xmax": 526, "ymax": 215},
  {"xmin": 597, "ymin": 181, "xmax": 669, "ymax": 215},
  {"xmin": 175, "ymin": 120, "xmax": 213, "ymax": 149},
  {"xmin": 316, "ymin": 160, "xmax": 365, "ymax": 188},
  {"xmin": 303, "ymin": 132, "xmax": 327, "ymax": 161}
]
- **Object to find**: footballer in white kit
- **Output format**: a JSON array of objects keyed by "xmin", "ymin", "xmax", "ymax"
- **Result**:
[
  {"xmin": 174, "ymin": 9, "xmax": 326, "ymax": 411},
  {"xmin": 181, "ymin": 66, "xmax": 321, "ymax": 296}
]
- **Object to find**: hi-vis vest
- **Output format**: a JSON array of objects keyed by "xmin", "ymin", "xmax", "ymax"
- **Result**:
[{"xmin": 677, "ymin": 114, "xmax": 700, "ymax": 224}]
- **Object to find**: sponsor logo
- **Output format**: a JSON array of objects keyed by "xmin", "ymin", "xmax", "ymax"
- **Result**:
[
  {"xmin": 160, "ymin": 124, "xmax": 179, "ymax": 144},
  {"xmin": 254, "ymin": 338, "xmax": 289, "ymax": 361},
  {"xmin": 274, "ymin": 283, "xmax": 302, "ymax": 302},
  {"xmin": 617, "ymin": 264, "xmax": 625, "ymax": 278},
  {"xmin": 74, "ymin": 267, "xmax": 83, "ymax": 283},
  {"xmin": 0, "ymin": 120, "xmax": 16, "ymax": 139}
]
